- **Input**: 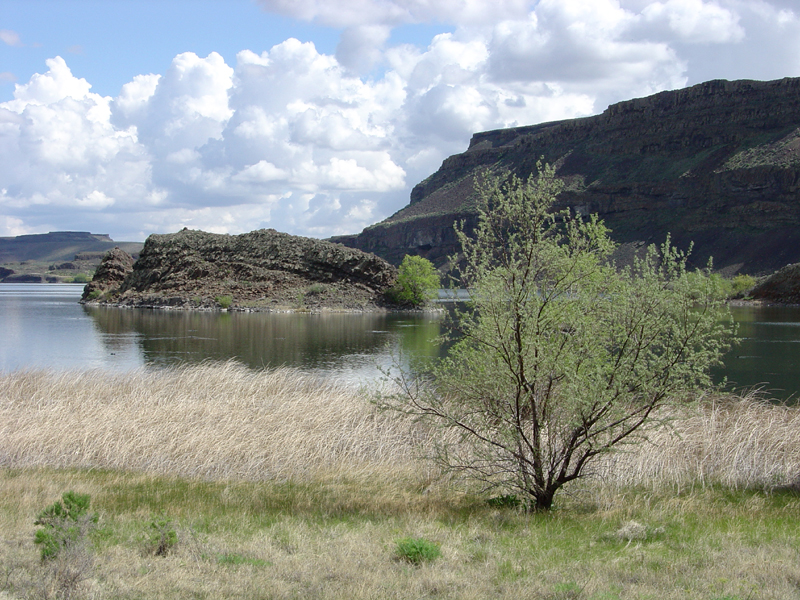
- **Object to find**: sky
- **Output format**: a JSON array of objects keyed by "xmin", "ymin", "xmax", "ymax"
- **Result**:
[{"xmin": 1, "ymin": 0, "xmax": 799, "ymax": 242}]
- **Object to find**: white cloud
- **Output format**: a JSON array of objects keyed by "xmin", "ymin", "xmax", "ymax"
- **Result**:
[
  {"xmin": 256, "ymin": 0, "xmax": 532, "ymax": 27},
  {"xmin": 0, "ymin": 29, "xmax": 22, "ymax": 47},
  {"xmin": 1, "ymin": 1, "xmax": 799, "ymax": 241},
  {"xmin": 640, "ymin": 0, "xmax": 744, "ymax": 43},
  {"xmin": 336, "ymin": 25, "xmax": 391, "ymax": 73}
]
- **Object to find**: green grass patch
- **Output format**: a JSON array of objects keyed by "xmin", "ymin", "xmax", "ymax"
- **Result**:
[
  {"xmin": 4, "ymin": 468, "xmax": 800, "ymax": 599},
  {"xmin": 394, "ymin": 536, "xmax": 441, "ymax": 564}
]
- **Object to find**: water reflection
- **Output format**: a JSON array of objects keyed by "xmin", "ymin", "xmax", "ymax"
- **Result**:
[
  {"xmin": 6, "ymin": 284, "xmax": 800, "ymax": 399},
  {"xmin": 83, "ymin": 305, "xmax": 445, "ymax": 380}
]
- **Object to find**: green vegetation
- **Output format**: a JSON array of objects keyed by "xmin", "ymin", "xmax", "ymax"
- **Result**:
[
  {"xmin": 730, "ymin": 273, "xmax": 757, "ymax": 297},
  {"xmin": 386, "ymin": 254, "xmax": 440, "ymax": 307},
  {"xmin": 3, "ymin": 469, "xmax": 800, "ymax": 599},
  {"xmin": 215, "ymin": 294, "xmax": 233, "ymax": 309},
  {"xmin": 33, "ymin": 490, "xmax": 97, "ymax": 561},
  {"xmin": 381, "ymin": 164, "xmax": 734, "ymax": 511},
  {"xmin": 394, "ymin": 536, "xmax": 441, "ymax": 564},
  {"xmin": 305, "ymin": 282, "xmax": 328, "ymax": 295},
  {"xmin": 70, "ymin": 273, "xmax": 92, "ymax": 283},
  {"xmin": 145, "ymin": 513, "xmax": 178, "ymax": 557}
]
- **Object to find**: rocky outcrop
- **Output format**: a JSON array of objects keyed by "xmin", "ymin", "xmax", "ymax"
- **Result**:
[
  {"xmin": 81, "ymin": 247, "xmax": 136, "ymax": 301},
  {"xmin": 749, "ymin": 264, "xmax": 800, "ymax": 304},
  {"xmin": 338, "ymin": 77, "xmax": 800, "ymax": 275},
  {"xmin": 82, "ymin": 228, "xmax": 398, "ymax": 311}
]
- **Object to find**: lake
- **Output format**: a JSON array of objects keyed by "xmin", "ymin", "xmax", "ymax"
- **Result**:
[
  {"xmin": 2, "ymin": 284, "xmax": 800, "ymax": 399},
  {"xmin": 0, "ymin": 284, "xmax": 445, "ymax": 382}
]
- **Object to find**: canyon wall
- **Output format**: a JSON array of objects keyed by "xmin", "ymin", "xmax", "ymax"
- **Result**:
[{"xmin": 336, "ymin": 78, "xmax": 800, "ymax": 275}]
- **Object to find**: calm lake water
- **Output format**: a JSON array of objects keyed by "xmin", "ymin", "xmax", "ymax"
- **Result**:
[
  {"xmin": 0, "ymin": 284, "xmax": 444, "ymax": 382},
  {"xmin": 2, "ymin": 284, "xmax": 800, "ymax": 398}
]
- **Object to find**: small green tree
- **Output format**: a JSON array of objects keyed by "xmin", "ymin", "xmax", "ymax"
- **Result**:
[
  {"xmin": 387, "ymin": 255, "xmax": 440, "ymax": 307},
  {"xmin": 34, "ymin": 491, "xmax": 97, "ymax": 560},
  {"xmin": 380, "ymin": 164, "xmax": 734, "ymax": 511}
]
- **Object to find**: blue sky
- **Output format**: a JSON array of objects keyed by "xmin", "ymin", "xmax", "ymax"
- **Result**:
[{"xmin": 2, "ymin": 0, "xmax": 799, "ymax": 241}]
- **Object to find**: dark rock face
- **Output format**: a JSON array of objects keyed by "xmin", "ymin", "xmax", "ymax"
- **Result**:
[
  {"xmin": 340, "ymin": 77, "xmax": 800, "ymax": 275},
  {"xmin": 3, "ymin": 273, "xmax": 42, "ymax": 283},
  {"xmin": 81, "ymin": 247, "xmax": 135, "ymax": 301},
  {"xmin": 84, "ymin": 228, "xmax": 398, "ymax": 310},
  {"xmin": 750, "ymin": 264, "xmax": 800, "ymax": 304}
]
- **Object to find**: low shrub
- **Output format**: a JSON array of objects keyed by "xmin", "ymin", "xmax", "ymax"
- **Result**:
[
  {"xmin": 215, "ymin": 295, "xmax": 233, "ymax": 309},
  {"xmin": 730, "ymin": 273, "xmax": 756, "ymax": 296},
  {"xmin": 146, "ymin": 514, "xmax": 178, "ymax": 557},
  {"xmin": 394, "ymin": 537, "xmax": 441, "ymax": 564},
  {"xmin": 305, "ymin": 283, "xmax": 328, "ymax": 295},
  {"xmin": 34, "ymin": 491, "xmax": 97, "ymax": 561}
]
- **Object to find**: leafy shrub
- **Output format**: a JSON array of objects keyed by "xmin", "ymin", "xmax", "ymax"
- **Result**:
[
  {"xmin": 386, "ymin": 255, "xmax": 440, "ymax": 307},
  {"xmin": 71, "ymin": 273, "xmax": 91, "ymax": 283},
  {"xmin": 305, "ymin": 283, "xmax": 328, "ymax": 295},
  {"xmin": 730, "ymin": 274, "xmax": 756, "ymax": 296},
  {"xmin": 394, "ymin": 537, "xmax": 441, "ymax": 564},
  {"xmin": 486, "ymin": 494, "xmax": 522, "ymax": 509},
  {"xmin": 34, "ymin": 491, "xmax": 97, "ymax": 561},
  {"xmin": 215, "ymin": 295, "xmax": 233, "ymax": 309},
  {"xmin": 86, "ymin": 290, "xmax": 102, "ymax": 300},
  {"xmin": 146, "ymin": 514, "xmax": 178, "ymax": 557}
]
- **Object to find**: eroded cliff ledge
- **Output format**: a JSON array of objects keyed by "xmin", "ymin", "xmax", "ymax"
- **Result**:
[
  {"xmin": 82, "ymin": 228, "xmax": 397, "ymax": 311},
  {"xmin": 336, "ymin": 77, "xmax": 800, "ymax": 275}
]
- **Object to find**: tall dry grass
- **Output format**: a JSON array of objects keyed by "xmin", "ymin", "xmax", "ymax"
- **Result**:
[
  {"xmin": 594, "ymin": 391, "xmax": 800, "ymax": 490},
  {"xmin": 3, "ymin": 363, "xmax": 800, "ymax": 491},
  {"xmin": 0, "ymin": 362, "xmax": 433, "ymax": 482}
]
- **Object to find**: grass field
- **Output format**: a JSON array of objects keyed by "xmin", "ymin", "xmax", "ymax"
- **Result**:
[{"xmin": 2, "ymin": 363, "xmax": 800, "ymax": 599}]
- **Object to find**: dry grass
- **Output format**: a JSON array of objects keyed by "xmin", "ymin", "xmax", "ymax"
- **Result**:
[
  {"xmin": 0, "ymin": 362, "xmax": 434, "ymax": 483},
  {"xmin": 5, "ymin": 366, "xmax": 800, "ymax": 598},
  {"xmin": 3, "ymin": 364, "xmax": 799, "ymax": 492},
  {"xmin": 594, "ymin": 391, "xmax": 800, "ymax": 491}
]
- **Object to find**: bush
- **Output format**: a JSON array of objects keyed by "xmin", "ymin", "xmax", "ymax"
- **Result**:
[
  {"xmin": 146, "ymin": 514, "xmax": 178, "ymax": 557},
  {"xmin": 386, "ymin": 255, "xmax": 439, "ymax": 307},
  {"xmin": 34, "ymin": 491, "xmax": 97, "ymax": 561},
  {"xmin": 394, "ymin": 537, "xmax": 441, "ymax": 564},
  {"xmin": 730, "ymin": 274, "xmax": 756, "ymax": 296},
  {"xmin": 71, "ymin": 273, "xmax": 92, "ymax": 283},
  {"xmin": 305, "ymin": 283, "xmax": 328, "ymax": 295},
  {"xmin": 215, "ymin": 295, "xmax": 233, "ymax": 309}
]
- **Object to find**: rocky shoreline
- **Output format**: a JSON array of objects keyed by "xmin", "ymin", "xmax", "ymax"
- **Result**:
[{"xmin": 81, "ymin": 228, "xmax": 401, "ymax": 312}]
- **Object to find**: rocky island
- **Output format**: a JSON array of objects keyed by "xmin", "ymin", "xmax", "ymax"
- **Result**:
[{"xmin": 81, "ymin": 228, "xmax": 398, "ymax": 311}]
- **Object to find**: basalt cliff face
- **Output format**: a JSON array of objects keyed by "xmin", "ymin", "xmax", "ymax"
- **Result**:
[
  {"xmin": 82, "ymin": 228, "xmax": 397, "ymax": 311},
  {"xmin": 336, "ymin": 77, "xmax": 800, "ymax": 275}
]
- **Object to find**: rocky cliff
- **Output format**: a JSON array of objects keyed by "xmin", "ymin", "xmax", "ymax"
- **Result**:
[
  {"xmin": 0, "ymin": 231, "xmax": 142, "ymax": 263},
  {"xmin": 82, "ymin": 228, "xmax": 397, "ymax": 311},
  {"xmin": 336, "ymin": 77, "xmax": 800, "ymax": 275}
]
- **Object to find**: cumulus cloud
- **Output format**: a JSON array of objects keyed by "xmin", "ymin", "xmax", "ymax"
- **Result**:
[{"xmin": 1, "ymin": 0, "xmax": 799, "ymax": 240}]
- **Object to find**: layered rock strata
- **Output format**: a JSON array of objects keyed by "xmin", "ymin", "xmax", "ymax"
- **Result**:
[{"xmin": 336, "ymin": 77, "xmax": 800, "ymax": 275}]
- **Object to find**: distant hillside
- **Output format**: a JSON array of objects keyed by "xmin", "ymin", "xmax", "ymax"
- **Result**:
[
  {"xmin": 0, "ymin": 231, "xmax": 143, "ymax": 264},
  {"xmin": 336, "ymin": 77, "xmax": 800, "ymax": 276}
]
